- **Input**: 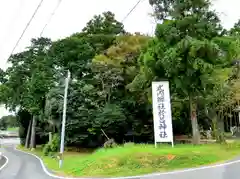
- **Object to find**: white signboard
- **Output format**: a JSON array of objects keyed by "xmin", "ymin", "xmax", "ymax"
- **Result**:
[{"xmin": 152, "ymin": 81, "xmax": 174, "ymax": 147}]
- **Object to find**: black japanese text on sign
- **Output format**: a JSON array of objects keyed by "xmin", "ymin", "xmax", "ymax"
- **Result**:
[{"xmin": 157, "ymin": 85, "xmax": 167, "ymax": 138}]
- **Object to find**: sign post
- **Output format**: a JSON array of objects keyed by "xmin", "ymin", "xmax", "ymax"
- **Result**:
[{"xmin": 152, "ymin": 81, "xmax": 174, "ymax": 147}]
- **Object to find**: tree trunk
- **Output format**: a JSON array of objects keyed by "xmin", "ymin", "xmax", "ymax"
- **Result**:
[
  {"xmin": 30, "ymin": 115, "xmax": 37, "ymax": 149},
  {"xmin": 230, "ymin": 108, "xmax": 232, "ymax": 128},
  {"xmin": 215, "ymin": 110, "xmax": 226, "ymax": 143},
  {"xmin": 189, "ymin": 95, "xmax": 200, "ymax": 144},
  {"xmin": 25, "ymin": 119, "xmax": 32, "ymax": 148},
  {"xmin": 218, "ymin": 110, "xmax": 225, "ymax": 133}
]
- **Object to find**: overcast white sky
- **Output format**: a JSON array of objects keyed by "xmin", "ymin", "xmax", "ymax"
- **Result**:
[{"xmin": 0, "ymin": 0, "xmax": 239, "ymax": 117}]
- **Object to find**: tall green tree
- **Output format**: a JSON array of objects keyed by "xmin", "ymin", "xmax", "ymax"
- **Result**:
[
  {"xmin": 93, "ymin": 34, "xmax": 152, "ymax": 142},
  {"xmin": 145, "ymin": 0, "xmax": 229, "ymax": 144},
  {"xmin": 4, "ymin": 37, "xmax": 54, "ymax": 148},
  {"xmin": 45, "ymin": 12, "xmax": 128, "ymax": 146}
]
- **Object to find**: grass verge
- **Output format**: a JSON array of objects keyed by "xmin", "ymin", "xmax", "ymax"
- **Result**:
[
  {"xmin": 17, "ymin": 143, "xmax": 240, "ymax": 177},
  {"xmin": 7, "ymin": 127, "xmax": 19, "ymax": 132}
]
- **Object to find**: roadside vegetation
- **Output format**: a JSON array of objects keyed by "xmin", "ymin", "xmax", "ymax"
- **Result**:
[
  {"xmin": 0, "ymin": 115, "xmax": 18, "ymax": 131},
  {"xmin": 4, "ymin": 0, "xmax": 240, "ymax": 177},
  {"xmin": 7, "ymin": 127, "xmax": 19, "ymax": 132},
  {"xmin": 18, "ymin": 142, "xmax": 240, "ymax": 177}
]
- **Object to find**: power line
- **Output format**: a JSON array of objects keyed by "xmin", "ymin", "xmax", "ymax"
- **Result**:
[
  {"xmin": 8, "ymin": 0, "xmax": 45, "ymax": 58},
  {"xmin": 2, "ymin": 0, "xmax": 25, "ymax": 48},
  {"xmin": 9, "ymin": 0, "xmax": 141, "ymax": 58},
  {"xmin": 121, "ymin": 0, "xmax": 145, "ymax": 23},
  {"xmin": 39, "ymin": 0, "xmax": 63, "ymax": 37}
]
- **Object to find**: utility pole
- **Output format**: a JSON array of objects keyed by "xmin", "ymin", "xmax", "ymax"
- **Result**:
[{"xmin": 59, "ymin": 70, "xmax": 70, "ymax": 168}]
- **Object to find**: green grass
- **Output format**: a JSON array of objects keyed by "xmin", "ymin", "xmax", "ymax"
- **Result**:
[
  {"xmin": 18, "ymin": 142, "xmax": 240, "ymax": 177},
  {"xmin": 7, "ymin": 127, "xmax": 19, "ymax": 132}
]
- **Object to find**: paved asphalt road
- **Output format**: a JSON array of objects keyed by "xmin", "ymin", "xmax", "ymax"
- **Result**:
[
  {"xmin": 1, "ymin": 139, "xmax": 240, "ymax": 179},
  {"xmin": 0, "ymin": 147, "xmax": 53, "ymax": 179},
  {"xmin": 0, "ymin": 154, "xmax": 6, "ymax": 167}
]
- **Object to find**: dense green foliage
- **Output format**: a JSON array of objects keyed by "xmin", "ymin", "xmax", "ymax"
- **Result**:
[
  {"xmin": 2, "ymin": 1, "xmax": 240, "ymax": 148},
  {"xmin": 0, "ymin": 115, "xmax": 17, "ymax": 130}
]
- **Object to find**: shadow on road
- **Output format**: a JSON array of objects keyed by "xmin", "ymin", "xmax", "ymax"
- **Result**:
[{"xmin": 0, "ymin": 155, "xmax": 6, "ymax": 169}]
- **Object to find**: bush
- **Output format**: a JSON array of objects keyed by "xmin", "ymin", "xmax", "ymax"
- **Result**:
[
  {"xmin": 43, "ymin": 144, "xmax": 51, "ymax": 156},
  {"xmin": 50, "ymin": 134, "xmax": 60, "ymax": 151},
  {"xmin": 42, "ymin": 134, "xmax": 60, "ymax": 156}
]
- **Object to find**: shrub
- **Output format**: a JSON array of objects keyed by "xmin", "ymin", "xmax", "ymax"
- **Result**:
[
  {"xmin": 50, "ymin": 134, "xmax": 60, "ymax": 152},
  {"xmin": 43, "ymin": 144, "xmax": 51, "ymax": 156},
  {"xmin": 42, "ymin": 134, "xmax": 60, "ymax": 156}
]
